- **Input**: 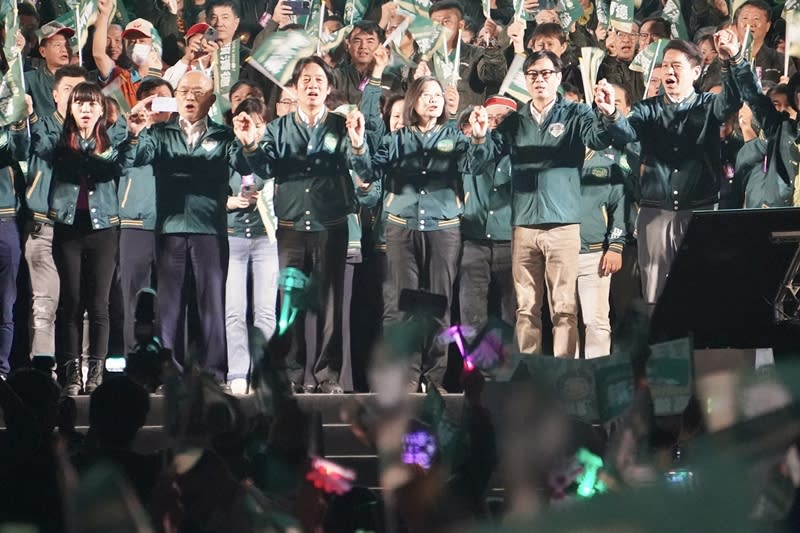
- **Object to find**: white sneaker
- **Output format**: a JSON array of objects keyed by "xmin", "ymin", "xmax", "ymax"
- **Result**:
[{"xmin": 229, "ymin": 378, "xmax": 249, "ymax": 395}]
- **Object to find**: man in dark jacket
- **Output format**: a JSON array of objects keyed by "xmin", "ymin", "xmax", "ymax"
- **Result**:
[{"xmin": 122, "ymin": 71, "xmax": 259, "ymax": 383}]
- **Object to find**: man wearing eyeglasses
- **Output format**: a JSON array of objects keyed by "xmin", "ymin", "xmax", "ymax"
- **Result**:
[
  {"xmin": 597, "ymin": 23, "xmax": 644, "ymax": 104},
  {"xmin": 490, "ymin": 29, "xmax": 635, "ymax": 357},
  {"xmin": 121, "ymin": 71, "xmax": 263, "ymax": 384}
]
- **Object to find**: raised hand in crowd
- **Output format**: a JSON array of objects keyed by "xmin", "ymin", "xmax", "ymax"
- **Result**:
[
  {"xmin": 468, "ymin": 105, "xmax": 490, "ymax": 138},
  {"xmin": 378, "ymin": 1, "xmax": 399, "ymax": 31},
  {"xmin": 372, "ymin": 43, "xmax": 390, "ymax": 78},
  {"xmin": 232, "ymin": 111, "xmax": 266, "ymax": 147},
  {"xmin": 414, "ymin": 60, "xmax": 432, "ymax": 80},
  {"xmin": 445, "ymin": 83, "xmax": 460, "ymax": 117},
  {"xmin": 346, "ymin": 109, "xmax": 366, "ymax": 149},
  {"xmin": 272, "ymin": 0, "xmax": 294, "ymax": 29},
  {"xmin": 713, "ymin": 27, "xmax": 740, "ymax": 60},
  {"xmin": 594, "ymin": 79, "xmax": 618, "ymax": 117},
  {"xmin": 477, "ymin": 18, "xmax": 502, "ymax": 45},
  {"xmin": 127, "ymin": 95, "xmax": 159, "ymax": 136},
  {"xmin": 507, "ymin": 19, "xmax": 527, "ymax": 54},
  {"xmin": 183, "ymin": 31, "xmax": 213, "ymax": 66}
]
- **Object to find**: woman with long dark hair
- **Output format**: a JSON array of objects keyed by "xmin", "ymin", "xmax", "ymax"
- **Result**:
[
  {"xmin": 33, "ymin": 82, "xmax": 122, "ymax": 395},
  {"xmin": 369, "ymin": 75, "xmax": 488, "ymax": 392}
]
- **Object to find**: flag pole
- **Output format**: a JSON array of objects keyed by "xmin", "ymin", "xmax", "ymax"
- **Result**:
[{"xmin": 75, "ymin": 3, "xmax": 83, "ymax": 66}]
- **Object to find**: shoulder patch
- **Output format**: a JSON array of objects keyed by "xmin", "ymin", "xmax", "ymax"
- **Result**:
[{"xmin": 590, "ymin": 167, "xmax": 609, "ymax": 178}]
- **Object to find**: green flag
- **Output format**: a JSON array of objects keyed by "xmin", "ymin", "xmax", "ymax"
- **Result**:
[
  {"xmin": 609, "ymin": 0, "xmax": 635, "ymax": 33},
  {"xmin": 512, "ymin": 0, "xmax": 536, "ymax": 21},
  {"xmin": 210, "ymin": 40, "xmax": 241, "ymax": 123},
  {"xmin": 662, "ymin": 0, "xmax": 688, "ymax": 40},
  {"xmin": 647, "ymin": 337, "xmax": 693, "ymax": 417},
  {"xmin": 556, "ymin": 0, "xmax": 586, "ymax": 30},
  {"xmin": 42, "ymin": 0, "xmax": 101, "ymax": 50},
  {"xmin": 0, "ymin": 0, "xmax": 27, "ymax": 127},
  {"xmin": 344, "ymin": 0, "xmax": 369, "ymax": 25},
  {"xmin": 396, "ymin": 0, "xmax": 433, "ymax": 20},
  {"xmin": 408, "ymin": 15, "xmax": 449, "ymax": 61},
  {"xmin": 578, "ymin": 46, "xmax": 606, "ymax": 103},
  {"xmin": 629, "ymin": 39, "xmax": 667, "ymax": 73},
  {"xmin": 247, "ymin": 29, "xmax": 318, "ymax": 87},
  {"xmin": 499, "ymin": 53, "xmax": 531, "ymax": 103},
  {"xmin": 596, "ymin": 0, "xmax": 609, "ymax": 28}
]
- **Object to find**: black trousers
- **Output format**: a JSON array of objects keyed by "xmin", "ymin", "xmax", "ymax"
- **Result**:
[
  {"xmin": 458, "ymin": 239, "xmax": 515, "ymax": 336},
  {"xmin": 277, "ymin": 225, "xmax": 347, "ymax": 387},
  {"xmin": 384, "ymin": 224, "xmax": 461, "ymax": 386},
  {"xmin": 119, "ymin": 228, "xmax": 157, "ymax": 353},
  {"xmin": 157, "ymin": 234, "xmax": 228, "ymax": 381},
  {"xmin": 53, "ymin": 214, "xmax": 119, "ymax": 363}
]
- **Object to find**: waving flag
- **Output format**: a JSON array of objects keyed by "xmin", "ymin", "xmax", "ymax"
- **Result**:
[
  {"xmin": 247, "ymin": 30, "xmax": 318, "ymax": 88},
  {"xmin": 344, "ymin": 0, "xmax": 369, "ymax": 25},
  {"xmin": 662, "ymin": 0, "xmax": 688, "ymax": 40},
  {"xmin": 609, "ymin": 0, "xmax": 634, "ymax": 33},
  {"xmin": 557, "ymin": 0, "xmax": 586, "ymax": 30},
  {"xmin": 0, "ymin": 0, "xmax": 27, "ymax": 127}
]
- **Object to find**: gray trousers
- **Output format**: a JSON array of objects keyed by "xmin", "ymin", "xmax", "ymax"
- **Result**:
[
  {"xmin": 637, "ymin": 206, "xmax": 711, "ymax": 305},
  {"xmin": 24, "ymin": 223, "xmax": 59, "ymax": 356}
]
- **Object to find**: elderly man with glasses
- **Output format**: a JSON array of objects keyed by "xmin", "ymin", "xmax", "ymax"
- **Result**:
[{"xmin": 121, "ymin": 71, "xmax": 262, "ymax": 384}]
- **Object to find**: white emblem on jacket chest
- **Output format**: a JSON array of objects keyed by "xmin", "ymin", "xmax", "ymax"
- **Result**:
[
  {"xmin": 202, "ymin": 138, "xmax": 219, "ymax": 152},
  {"xmin": 548, "ymin": 123, "xmax": 565, "ymax": 138},
  {"xmin": 323, "ymin": 133, "xmax": 338, "ymax": 153}
]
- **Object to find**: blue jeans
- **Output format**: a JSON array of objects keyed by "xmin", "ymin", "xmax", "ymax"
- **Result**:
[
  {"xmin": 225, "ymin": 235, "xmax": 279, "ymax": 381},
  {"xmin": 0, "ymin": 220, "xmax": 20, "ymax": 375}
]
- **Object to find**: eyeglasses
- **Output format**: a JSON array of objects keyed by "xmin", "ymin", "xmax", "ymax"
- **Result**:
[
  {"xmin": 419, "ymin": 92, "xmax": 444, "ymax": 102},
  {"xmin": 616, "ymin": 31, "xmax": 639, "ymax": 40},
  {"xmin": 176, "ymin": 88, "xmax": 210, "ymax": 98},
  {"xmin": 277, "ymin": 99, "xmax": 298, "ymax": 106},
  {"xmin": 524, "ymin": 69, "xmax": 559, "ymax": 81}
]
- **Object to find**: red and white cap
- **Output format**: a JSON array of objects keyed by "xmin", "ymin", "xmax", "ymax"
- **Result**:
[
  {"xmin": 483, "ymin": 95, "xmax": 518, "ymax": 111},
  {"xmin": 122, "ymin": 18, "xmax": 154, "ymax": 39},
  {"xmin": 185, "ymin": 23, "xmax": 211, "ymax": 40}
]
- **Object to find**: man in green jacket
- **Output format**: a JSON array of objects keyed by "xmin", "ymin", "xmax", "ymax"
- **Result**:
[
  {"xmin": 486, "ymin": 42, "xmax": 632, "ymax": 357},
  {"xmin": 25, "ymin": 21, "xmax": 74, "ymax": 118},
  {"xmin": 237, "ymin": 57, "xmax": 371, "ymax": 394},
  {"xmin": 123, "ymin": 71, "xmax": 260, "ymax": 383}
]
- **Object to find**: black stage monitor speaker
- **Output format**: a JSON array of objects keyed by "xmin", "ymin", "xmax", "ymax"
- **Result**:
[{"xmin": 650, "ymin": 207, "xmax": 800, "ymax": 349}]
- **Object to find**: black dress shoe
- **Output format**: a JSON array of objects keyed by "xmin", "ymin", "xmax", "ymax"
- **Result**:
[{"xmin": 317, "ymin": 380, "xmax": 344, "ymax": 394}]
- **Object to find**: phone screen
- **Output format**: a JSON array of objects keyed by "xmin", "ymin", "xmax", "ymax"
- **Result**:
[
  {"xmin": 402, "ymin": 430, "xmax": 437, "ymax": 470},
  {"xmin": 286, "ymin": 0, "xmax": 311, "ymax": 14},
  {"xmin": 106, "ymin": 356, "xmax": 127, "ymax": 373},
  {"xmin": 151, "ymin": 97, "xmax": 178, "ymax": 113}
]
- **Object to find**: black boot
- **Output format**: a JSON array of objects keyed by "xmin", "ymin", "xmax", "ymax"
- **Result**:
[
  {"xmin": 61, "ymin": 359, "xmax": 83, "ymax": 396},
  {"xmin": 84, "ymin": 359, "xmax": 104, "ymax": 395}
]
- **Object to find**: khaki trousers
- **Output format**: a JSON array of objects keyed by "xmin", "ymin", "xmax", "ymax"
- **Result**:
[{"xmin": 512, "ymin": 224, "xmax": 580, "ymax": 356}]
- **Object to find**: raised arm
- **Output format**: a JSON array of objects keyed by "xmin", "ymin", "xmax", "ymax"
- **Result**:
[{"xmin": 92, "ymin": 0, "xmax": 117, "ymax": 80}]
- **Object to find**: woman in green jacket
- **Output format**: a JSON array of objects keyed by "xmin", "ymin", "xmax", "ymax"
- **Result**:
[
  {"xmin": 34, "ymin": 82, "xmax": 122, "ymax": 395},
  {"xmin": 370, "ymin": 75, "xmax": 489, "ymax": 392}
]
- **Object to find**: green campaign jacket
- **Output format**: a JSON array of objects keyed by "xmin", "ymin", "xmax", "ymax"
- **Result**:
[
  {"xmin": 579, "ymin": 147, "xmax": 627, "ymax": 254},
  {"xmin": 487, "ymin": 97, "xmax": 633, "ymax": 226},
  {"xmin": 120, "ymin": 117, "xmax": 253, "ymax": 236}
]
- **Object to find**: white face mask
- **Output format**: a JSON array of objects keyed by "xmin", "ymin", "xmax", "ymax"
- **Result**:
[{"xmin": 130, "ymin": 43, "xmax": 151, "ymax": 65}]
